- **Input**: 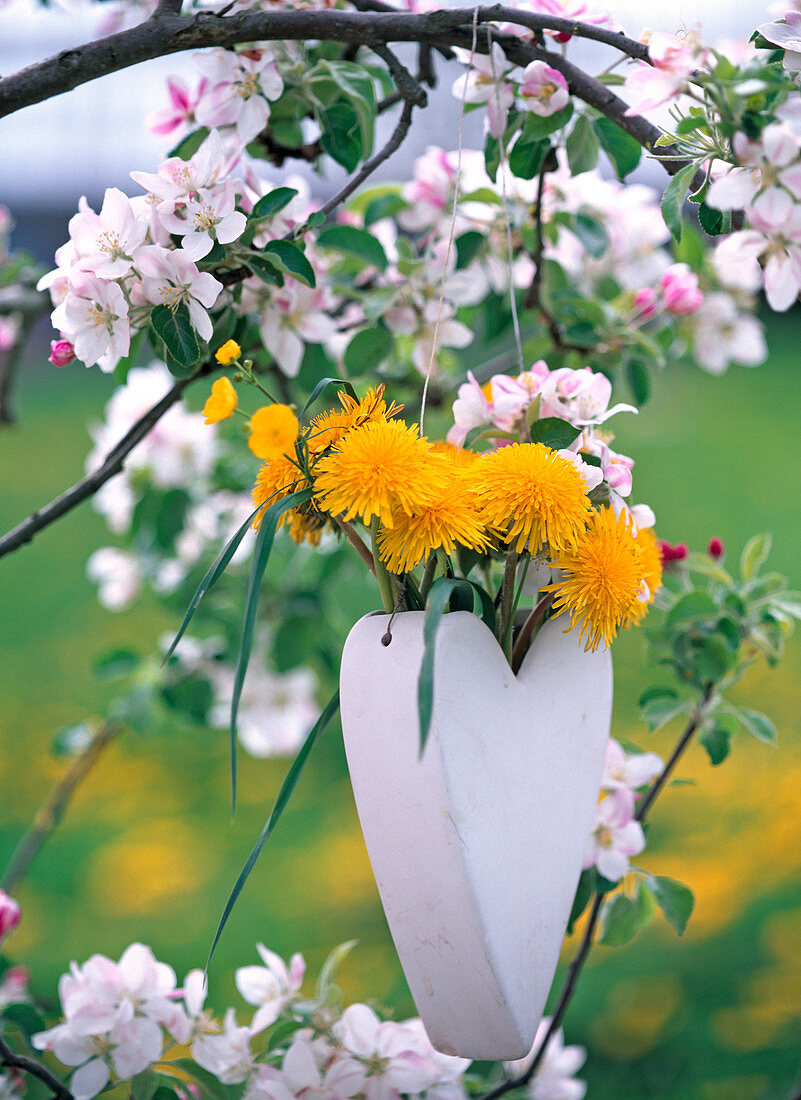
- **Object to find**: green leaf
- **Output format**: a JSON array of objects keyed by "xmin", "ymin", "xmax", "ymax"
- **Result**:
[
  {"xmin": 700, "ymin": 723, "xmax": 731, "ymax": 766},
  {"xmin": 207, "ymin": 690, "xmax": 340, "ymax": 967},
  {"xmin": 162, "ymin": 502, "xmax": 267, "ymax": 666},
  {"xmin": 364, "ymin": 193, "xmax": 409, "ymax": 226},
  {"xmin": 300, "ymin": 376, "xmax": 357, "ymax": 420},
  {"xmin": 251, "ymin": 187, "xmax": 299, "ymax": 220},
  {"xmin": 168, "ymin": 127, "xmax": 210, "ymax": 160},
  {"xmin": 639, "ymin": 685, "xmax": 677, "ymax": 707},
  {"xmin": 243, "ymin": 252, "xmax": 285, "ymax": 287},
  {"xmin": 316, "ymin": 225, "xmax": 388, "ymax": 271},
  {"xmin": 1, "ymin": 1002, "xmax": 45, "ymax": 1039},
  {"xmin": 567, "ymin": 869, "xmax": 597, "ymax": 934},
  {"xmin": 509, "ymin": 135, "xmax": 550, "ymax": 181},
  {"xmin": 647, "ymin": 874, "xmax": 694, "ymax": 935},
  {"xmin": 484, "ymin": 132, "xmax": 501, "ymax": 183},
  {"xmin": 313, "ymin": 60, "xmax": 375, "ymax": 153},
  {"xmin": 149, "ymin": 303, "xmax": 201, "ymax": 369},
  {"xmin": 418, "ymin": 578, "xmax": 478, "ymax": 756},
  {"xmin": 519, "ymin": 102, "xmax": 573, "ymax": 139},
  {"xmin": 592, "ymin": 117, "xmax": 643, "ymax": 180},
  {"xmin": 162, "ymin": 675, "xmax": 214, "ymax": 724},
  {"xmin": 167, "ymin": 1061, "xmax": 229, "ymax": 1100},
  {"xmin": 455, "ymin": 230, "xmax": 486, "ymax": 270},
  {"xmin": 262, "ymin": 241, "xmax": 316, "ymax": 288},
  {"xmin": 626, "ymin": 359, "xmax": 650, "ymax": 405},
  {"xmin": 731, "ymin": 706, "xmax": 777, "ymax": 745},
  {"xmin": 599, "ymin": 881, "xmax": 655, "ymax": 946},
  {"xmin": 93, "ymin": 647, "xmax": 140, "ymax": 681},
  {"xmin": 316, "ymin": 940, "xmax": 358, "ymax": 1002},
  {"xmin": 344, "ymin": 327, "xmax": 393, "ymax": 375},
  {"xmin": 573, "ymin": 212, "xmax": 609, "ymax": 258},
  {"xmin": 230, "ymin": 488, "xmax": 313, "ymax": 811},
  {"xmin": 131, "ymin": 1070, "xmax": 161, "ymax": 1100},
  {"xmin": 697, "ymin": 201, "xmax": 731, "ymax": 236},
  {"xmin": 641, "ymin": 692, "xmax": 688, "ymax": 732},
  {"xmin": 528, "ymin": 416, "xmax": 581, "ymax": 449},
  {"xmin": 319, "ymin": 101, "xmax": 363, "ymax": 172},
  {"xmin": 566, "ymin": 114, "xmax": 599, "ymax": 175},
  {"xmin": 740, "ymin": 532, "xmax": 772, "ymax": 581},
  {"xmin": 665, "ymin": 590, "xmax": 719, "ymax": 629},
  {"xmin": 660, "ymin": 162, "xmax": 698, "ymax": 242}
]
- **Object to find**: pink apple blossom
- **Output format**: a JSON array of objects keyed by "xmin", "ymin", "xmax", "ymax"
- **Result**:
[
  {"xmin": 0, "ymin": 316, "xmax": 20, "ymax": 352},
  {"xmin": 505, "ymin": 1018, "xmax": 586, "ymax": 1100},
  {"xmin": 714, "ymin": 189, "xmax": 801, "ymax": 312},
  {"xmin": 49, "ymin": 339, "xmax": 76, "ymax": 367},
  {"xmin": 452, "ymin": 44, "xmax": 515, "ymax": 138},
  {"xmin": 159, "ymin": 179, "xmax": 247, "ymax": 260},
  {"xmin": 518, "ymin": 61, "xmax": 570, "ymax": 117},
  {"xmin": 137, "ymin": 246, "xmax": 223, "ymax": 341},
  {"xmin": 254, "ymin": 282, "xmax": 336, "ymax": 378},
  {"xmin": 601, "ymin": 739, "xmax": 662, "ymax": 799},
  {"xmin": 689, "ymin": 292, "xmax": 767, "ymax": 374},
  {"xmin": 193, "ymin": 1007, "xmax": 256, "ymax": 1084},
  {"xmin": 757, "ymin": 10, "xmax": 801, "ymax": 70},
  {"xmin": 0, "ymin": 892, "xmax": 21, "ymax": 943},
  {"xmin": 632, "ymin": 287, "xmax": 658, "ymax": 319},
  {"xmin": 33, "ymin": 1017, "xmax": 163, "ymax": 1100},
  {"xmin": 86, "ymin": 548, "xmax": 143, "ymax": 611},
  {"xmin": 147, "ymin": 75, "xmax": 210, "ymax": 137},
  {"xmin": 583, "ymin": 790, "xmax": 645, "ymax": 882},
  {"xmin": 51, "ymin": 272, "xmax": 130, "ymax": 372},
  {"xmin": 624, "ymin": 32, "xmax": 709, "ymax": 114},
  {"xmin": 0, "ymin": 966, "xmax": 29, "ymax": 1010},
  {"xmin": 67, "ymin": 188, "xmax": 148, "ymax": 279},
  {"xmin": 660, "ymin": 263, "xmax": 703, "ymax": 315},
  {"xmin": 194, "ymin": 48, "xmax": 284, "ymax": 145},
  {"xmin": 235, "ymin": 945, "xmax": 305, "ymax": 1034},
  {"xmin": 332, "ymin": 1004, "xmax": 442, "ymax": 1100}
]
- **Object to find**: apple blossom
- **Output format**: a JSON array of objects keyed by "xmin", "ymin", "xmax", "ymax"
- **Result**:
[
  {"xmin": 49, "ymin": 339, "xmax": 76, "ymax": 366},
  {"xmin": 518, "ymin": 61, "xmax": 570, "ymax": 116},
  {"xmin": 624, "ymin": 32, "xmax": 709, "ymax": 114},
  {"xmin": 194, "ymin": 47, "xmax": 284, "ymax": 145},
  {"xmin": 505, "ymin": 1018, "xmax": 586, "ymax": 1100},
  {"xmin": 86, "ymin": 547, "xmax": 143, "ymax": 611},
  {"xmin": 147, "ymin": 74, "xmax": 210, "ymax": 137},
  {"xmin": 601, "ymin": 739, "xmax": 662, "ymax": 799},
  {"xmin": 584, "ymin": 791, "xmax": 646, "ymax": 882},
  {"xmin": 0, "ymin": 966, "xmax": 29, "ymax": 1010},
  {"xmin": 235, "ymin": 945, "xmax": 305, "ymax": 1034},
  {"xmin": 136, "ymin": 246, "xmax": 223, "ymax": 342},
  {"xmin": 67, "ymin": 188, "xmax": 148, "ymax": 279},
  {"xmin": 659, "ymin": 263, "xmax": 703, "ymax": 315},
  {"xmin": 452, "ymin": 43, "xmax": 515, "ymax": 138},
  {"xmin": 0, "ymin": 892, "xmax": 21, "ymax": 943},
  {"xmin": 159, "ymin": 180, "xmax": 248, "ymax": 261},
  {"xmin": 193, "ymin": 1007, "xmax": 256, "ymax": 1084},
  {"xmin": 757, "ymin": 10, "xmax": 801, "ymax": 70},
  {"xmin": 50, "ymin": 272, "xmax": 130, "ymax": 372},
  {"xmin": 332, "ymin": 1003, "xmax": 443, "ymax": 1100},
  {"xmin": 689, "ymin": 292, "xmax": 767, "ymax": 374},
  {"xmin": 252, "ymin": 281, "xmax": 337, "ymax": 377}
]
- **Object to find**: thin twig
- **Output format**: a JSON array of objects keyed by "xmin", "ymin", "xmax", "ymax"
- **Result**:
[
  {"xmin": 635, "ymin": 681, "xmax": 715, "ymax": 824},
  {"xmin": 2, "ymin": 721, "xmax": 124, "ymax": 894},
  {"xmin": 0, "ymin": 1036, "xmax": 74, "ymax": 1100},
  {"xmin": 0, "ymin": 360, "xmax": 217, "ymax": 561}
]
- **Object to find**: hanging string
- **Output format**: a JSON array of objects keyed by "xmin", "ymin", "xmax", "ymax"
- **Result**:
[
  {"xmin": 488, "ymin": 24, "xmax": 525, "ymax": 376},
  {"xmin": 419, "ymin": 5, "xmax": 480, "ymax": 438}
]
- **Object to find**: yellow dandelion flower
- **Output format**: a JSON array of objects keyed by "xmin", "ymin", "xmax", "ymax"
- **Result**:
[
  {"xmin": 305, "ymin": 408, "xmax": 352, "ymax": 455},
  {"xmin": 251, "ymin": 455, "xmax": 309, "ymax": 531},
  {"xmin": 470, "ymin": 443, "xmax": 591, "ymax": 555},
  {"xmin": 546, "ymin": 506, "xmax": 647, "ymax": 651},
  {"xmin": 378, "ymin": 468, "xmax": 491, "ymax": 573},
  {"xmin": 430, "ymin": 441, "xmax": 479, "ymax": 468},
  {"xmin": 203, "ymin": 377, "xmax": 238, "ymax": 424},
  {"xmin": 338, "ymin": 384, "xmax": 404, "ymax": 429},
  {"xmin": 313, "ymin": 418, "xmax": 447, "ymax": 528},
  {"xmin": 215, "ymin": 339, "xmax": 241, "ymax": 365},
  {"xmin": 630, "ymin": 524, "xmax": 663, "ymax": 623},
  {"xmin": 249, "ymin": 404, "xmax": 300, "ymax": 461}
]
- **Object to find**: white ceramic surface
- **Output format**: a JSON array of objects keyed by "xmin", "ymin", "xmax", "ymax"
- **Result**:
[{"xmin": 340, "ymin": 610, "xmax": 612, "ymax": 1060}]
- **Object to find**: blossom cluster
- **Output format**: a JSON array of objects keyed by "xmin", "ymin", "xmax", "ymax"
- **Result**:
[
  {"xmin": 583, "ymin": 738, "xmax": 663, "ymax": 881},
  {"xmin": 29, "ymin": 940, "xmax": 587, "ymax": 1100}
]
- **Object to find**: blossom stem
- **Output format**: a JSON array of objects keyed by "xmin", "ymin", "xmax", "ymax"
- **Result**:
[
  {"xmin": 419, "ymin": 554, "xmax": 438, "ymax": 604},
  {"xmin": 370, "ymin": 516, "xmax": 395, "ymax": 613}
]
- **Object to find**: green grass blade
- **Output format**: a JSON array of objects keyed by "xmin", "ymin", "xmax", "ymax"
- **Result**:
[
  {"xmin": 467, "ymin": 579, "xmax": 497, "ymax": 633},
  {"xmin": 162, "ymin": 502, "xmax": 266, "ymax": 666},
  {"xmin": 300, "ymin": 377, "xmax": 358, "ymax": 419},
  {"xmin": 229, "ymin": 488, "xmax": 313, "ymax": 813},
  {"xmin": 418, "ymin": 577, "xmax": 474, "ymax": 757},
  {"xmin": 207, "ymin": 689, "xmax": 340, "ymax": 970}
]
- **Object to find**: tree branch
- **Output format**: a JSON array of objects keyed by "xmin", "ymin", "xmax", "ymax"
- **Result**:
[
  {"xmin": 2, "ymin": 721, "xmax": 123, "ymax": 895},
  {"xmin": 0, "ymin": 360, "xmax": 217, "ymax": 561},
  {"xmin": 0, "ymin": 1036, "xmax": 73, "ymax": 1100}
]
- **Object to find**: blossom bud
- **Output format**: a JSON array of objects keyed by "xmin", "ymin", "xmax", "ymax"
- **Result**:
[
  {"xmin": 49, "ymin": 339, "xmax": 75, "ymax": 367},
  {"xmin": 660, "ymin": 264, "xmax": 703, "ymax": 315},
  {"xmin": 707, "ymin": 536, "xmax": 725, "ymax": 559},
  {"xmin": 658, "ymin": 540, "xmax": 688, "ymax": 563},
  {"xmin": 0, "ymin": 891, "xmax": 21, "ymax": 942},
  {"xmin": 633, "ymin": 288, "xmax": 658, "ymax": 319}
]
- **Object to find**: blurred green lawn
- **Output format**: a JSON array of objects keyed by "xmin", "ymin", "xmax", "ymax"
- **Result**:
[{"xmin": 1, "ymin": 320, "xmax": 800, "ymax": 1099}]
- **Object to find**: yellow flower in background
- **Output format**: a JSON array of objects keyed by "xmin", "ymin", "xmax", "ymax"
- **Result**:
[
  {"xmin": 249, "ymin": 404, "xmax": 300, "ymax": 461},
  {"xmin": 203, "ymin": 377, "xmax": 238, "ymax": 424},
  {"xmin": 377, "ymin": 468, "xmax": 491, "ymax": 573},
  {"xmin": 215, "ymin": 339, "xmax": 241, "ymax": 365},
  {"xmin": 470, "ymin": 442, "xmax": 591, "ymax": 555},
  {"xmin": 314, "ymin": 418, "xmax": 447, "ymax": 528},
  {"xmin": 631, "ymin": 524, "xmax": 663, "ymax": 622},
  {"xmin": 547, "ymin": 506, "xmax": 647, "ymax": 651}
]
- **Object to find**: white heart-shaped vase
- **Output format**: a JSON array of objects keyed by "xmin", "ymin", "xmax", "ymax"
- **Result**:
[{"xmin": 340, "ymin": 610, "xmax": 612, "ymax": 1060}]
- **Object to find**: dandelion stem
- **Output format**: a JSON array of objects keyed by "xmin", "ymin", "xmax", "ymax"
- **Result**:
[
  {"xmin": 499, "ymin": 549, "xmax": 519, "ymax": 661},
  {"xmin": 419, "ymin": 554, "xmax": 438, "ymax": 604},
  {"xmin": 370, "ymin": 516, "xmax": 395, "ymax": 613}
]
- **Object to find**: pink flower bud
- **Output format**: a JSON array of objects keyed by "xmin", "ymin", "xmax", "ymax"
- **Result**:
[
  {"xmin": 49, "ymin": 339, "xmax": 75, "ymax": 367},
  {"xmin": 0, "ymin": 891, "xmax": 21, "ymax": 941},
  {"xmin": 633, "ymin": 287, "xmax": 658, "ymax": 319},
  {"xmin": 707, "ymin": 537, "xmax": 725, "ymax": 559},
  {"xmin": 658, "ymin": 540, "xmax": 688, "ymax": 563},
  {"xmin": 660, "ymin": 264, "xmax": 703, "ymax": 315}
]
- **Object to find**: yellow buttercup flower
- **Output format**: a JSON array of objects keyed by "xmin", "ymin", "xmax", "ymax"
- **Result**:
[
  {"xmin": 470, "ymin": 443, "xmax": 591, "ymax": 555},
  {"xmin": 314, "ymin": 418, "xmax": 447, "ymax": 528},
  {"xmin": 547, "ymin": 506, "xmax": 647, "ymax": 651},
  {"xmin": 377, "ymin": 467, "xmax": 491, "ymax": 573},
  {"xmin": 249, "ymin": 404, "xmax": 300, "ymax": 461},
  {"xmin": 215, "ymin": 339, "xmax": 241, "ymax": 365},
  {"xmin": 203, "ymin": 377, "xmax": 238, "ymax": 425}
]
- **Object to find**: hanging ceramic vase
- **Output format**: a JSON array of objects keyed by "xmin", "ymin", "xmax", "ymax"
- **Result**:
[{"xmin": 340, "ymin": 609, "xmax": 613, "ymax": 1061}]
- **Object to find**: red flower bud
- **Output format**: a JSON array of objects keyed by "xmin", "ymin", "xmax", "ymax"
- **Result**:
[
  {"xmin": 658, "ymin": 540, "xmax": 688, "ymax": 563},
  {"xmin": 707, "ymin": 537, "xmax": 725, "ymax": 559}
]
